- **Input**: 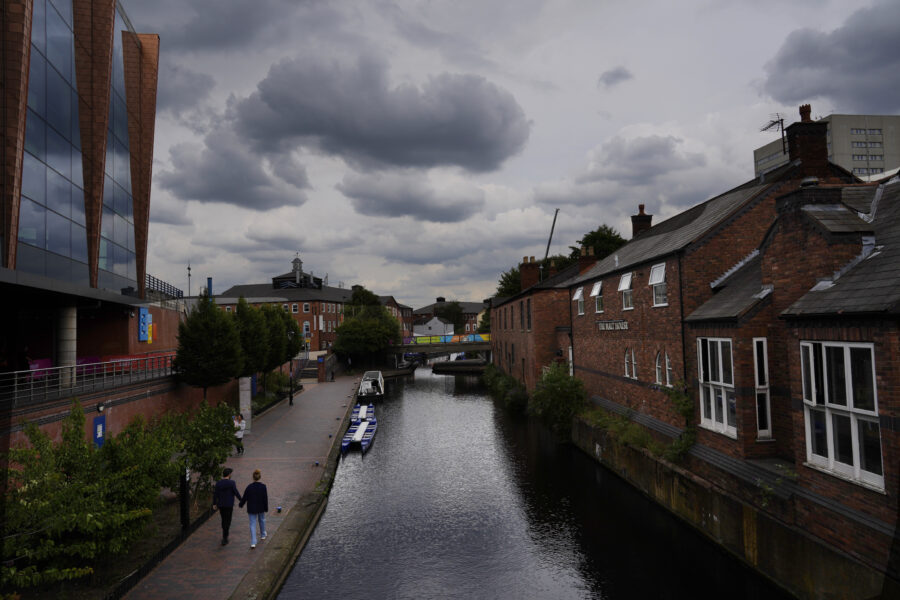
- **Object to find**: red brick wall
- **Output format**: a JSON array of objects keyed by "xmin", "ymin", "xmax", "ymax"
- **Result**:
[
  {"xmin": 573, "ymin": 257, "xmax": 686, "ymax": 427},
  {"xmin": 3, "ymin": 376, "xmax": 239, "ymax": 449}
]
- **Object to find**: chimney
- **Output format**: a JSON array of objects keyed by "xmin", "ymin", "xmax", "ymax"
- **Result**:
[
  {"xmin": 578, "ymin": 246, "xmax": 596, "ymax": 274},
  {"xmin": 547, "ymin": 259, "xmax": 558, "ymax": 278},
  {"xmin": 786, "ymin": 103, "xmax": 828, "ymax": 177},
  {"xmin": 631, "ymin": 204, "xmax": 653, "ymax": 238},
  {"xmin": 520, "ymin": 256, "xmax": 539, "ymax": 291},
  {"xmin": 436, "ymin": 296, "xmax": 446, "ymax": 303}
]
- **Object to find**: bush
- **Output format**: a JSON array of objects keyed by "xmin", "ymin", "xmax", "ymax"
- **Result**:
[
  {"xmin": 482, "ymin": 364, "xmax": 527, "ymax": 413},
  {"xmin": 528, "ymin": 362, "xmax": 586, "ymax": 437}
]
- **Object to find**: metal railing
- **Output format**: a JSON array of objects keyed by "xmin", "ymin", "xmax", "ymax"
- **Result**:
[
  {"xmin": 401, "ymin": 334, "xmax": 491, "ymax": 345},
  {"xmin": 0, "ymin": 354, "xmax": 177, "ymax": 409},
  {"xmin": 146, "ymin": 273, "xmax": 184, "ymax": 299}
]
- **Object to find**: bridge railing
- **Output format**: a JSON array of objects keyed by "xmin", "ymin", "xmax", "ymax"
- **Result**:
[
  {"xmin": 401, "ymin": 334, "xmax": 491, "ymax": 345},
  {"xmin": 0, "ymin": 353, "xmax": 177, "ymax": 409}
]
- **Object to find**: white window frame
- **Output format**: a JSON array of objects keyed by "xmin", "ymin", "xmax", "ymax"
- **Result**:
[
  {"xmin": 618, "ymin": 272, "xmax": 633, "ymax": 310},
  {"xmin": 655, "ymin": 352, "xmax": 663, "ymax": 384},
  {"xmin": 573, "ymin": 287, "xmax": 585, "ymax": 315},
  {"xmin": 225, "ymin": 306, "xmax": 232, "ymax": 313},
  {"xmin": 649, "ymin": 263, "xmax": 667, "ymax": 307},
  {"xmin": 590, "ymin": 281, "xmax": 603, "ymax": 313},
  {"xmin": 303, "ymin": 303, "xmax": 310, "ymax": 313},
  {"xmin": 665, "ymin": 352, "xmax": 672, "ymax": 387},
  {"xmin": 753, "ymin": 338, "xmax": 772, "ymax": 439},
  {"xmin": 282, "ymin": 303, "xmax": 289, "ymax": 312},
  {"xmin": 624, "ymin": 349, "xmax": 631, "ymax": 378},
  {"xmin": 631, "ymin": 349, "xmax": 637, "ymax": 379},
  {"xmin": 801, "ymin": 341, "xmax": 883, "ymax": 490},
  {"xmin": 292, "ymin": 303, "xmax": 299, "ymax": 314},
  {"xmin": 697, "ymin": 337, "xmax": 736, "ymax": 438}
]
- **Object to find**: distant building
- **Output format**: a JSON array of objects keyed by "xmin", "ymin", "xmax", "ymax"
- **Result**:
[
  {"xmin": 414, "ymin": 297, "xmax": 487, "ymax": 334},
  {"xmin": 754, "ymin": 113, "xmax": 900, "ymax": 179},
  {"xmin": 380, "ymin": 296, "xmax": 414, "ymax": 338},
  {"xmin": 413, "ymin": 316, "xmax": 453, "ymax": 337}
]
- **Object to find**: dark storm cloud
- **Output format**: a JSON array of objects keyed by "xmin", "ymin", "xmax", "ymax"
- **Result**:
[
  {"xmin": 234, "ymin": 55, "xmax": 530, "ymax": 172},
  {"xmin": 597, "ymin": 66, "xmax": 633, "ymax": 89},
  {"xmin": 155, "ymin": 60, "xmax": 215, "ymax": 115},
  {"xmin": 157, "ymin": 127, "xmax": 308, "ymax": 210},
  {"xmin": 763, "ymin": 2, "xmax": 900, "ymax": 113},
  {"xmin": 336, "ymin": 173, "xmax": 484, "ymax": 223},
  {"xmin": 578, "ymin": 135, "xmax": 705, "ymax": 185}
]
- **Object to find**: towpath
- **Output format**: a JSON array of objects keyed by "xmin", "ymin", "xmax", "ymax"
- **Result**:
[{"xmin": 124, "ymin": 375, "xmax": 357, "ymax": 600}]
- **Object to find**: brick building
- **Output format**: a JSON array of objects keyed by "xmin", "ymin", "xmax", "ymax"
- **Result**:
[
  {"xmin": 380, "ymin": 295, "xmax": 413, "ymax": 338},
  {"xmin": 217, "ymin": 256, "xmax": 352, "ymax": 351}
]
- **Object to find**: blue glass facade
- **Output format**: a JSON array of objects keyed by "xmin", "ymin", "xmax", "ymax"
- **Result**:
[
  {"xmin": 99, "ymin": 9, "xmax": 137, "ymax": 293},
  {"xmin": 18, "ymin": 0, "xmax": 88, "ymax": 285},
  {"xmin": 18, "ymin": 0, "xmax": 137, "ymax": 292}
]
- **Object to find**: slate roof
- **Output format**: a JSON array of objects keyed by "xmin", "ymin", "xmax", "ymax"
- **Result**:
[
  {"xmin": 491, "ymin": 262, "xmax": 581, "ymax": 307},
  {"xmin": 570, "ymin": 180, "xmax": 776, "ymax": 287},
  {"xmin": 685, "ymin": 255, "xmax": 770, "ymax": 322},
  {"xmin": 802, "ymin": 204, "xmax": 873, "ymax": 234},
  {"xmin": 217, "ymin": 283, "xmax": 353, "ymax": 304},
  {"xmin": 413, "ymin": 300, "xmax": 486, "ymax": 315},
  {"xmin": 841, "ymin": 186, "xmax": 878, "ymax": 214},
  {"xmin": 784, "ymin": 178, "xmax": 900, "ymax": 317}
]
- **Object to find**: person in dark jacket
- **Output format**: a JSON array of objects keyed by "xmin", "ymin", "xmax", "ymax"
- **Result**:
[
  {"xmin": 212, "ymin": 467, "xmax": 241, "ymax": 546},
  {"xmin": 239, "ymin": 469, "xmax": 268, "ymax": 549}
]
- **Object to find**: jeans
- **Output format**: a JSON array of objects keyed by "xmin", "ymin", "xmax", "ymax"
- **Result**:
[{"xmin": 249, "ymin": 512, "xmax": 267, "ymax": 545}]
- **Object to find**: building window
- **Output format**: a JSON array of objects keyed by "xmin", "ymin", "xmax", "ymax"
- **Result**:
[
  {"xmin": 852, "ymin": 154, "xmax": 868, "ymax": 161},
  {"xmin": 655, "ymin": 352, "xmax": 663, "ymax": 384},
  {"xmin": 303, "ymin": 321, "xmax": 310, "ymax": 336},
  {"xmin": 870, "ymin": 155, "xmax": 883, "ymax": 161},
  {"xmin": 698, "ymin": 338, "xmax": 736, "ymax": 437},
  {"xmin": 649, "ymin": 263, "xmax": 667, "ymax": 306},
  {"xmin": 853, "ymin": 168, "xmax": 869, "ymax": 175},
  {"xmin": 632, "ymin": 349, "xmax": 637, "ymax": 379},
  {"xmin": 618, "ymin": 272, "xmax": 633, "ymax": 310},
  {"xmin": 225, "ymin": 306, "xmax": 232, "ymax": 313},
  {"xmin": 625, "ymin": 350, "xmax": 631, "ymax": 378},
  {"xmin": 868, "ymin": 141, "xmax": 883, "ymax": 148},
  {"xmin": 665, "ymin": 352, "xmax": 672, "ymax": 387},
  {"xmin": 871, "ymin": 168, "xmax": 884, "ymax": 174},
  {"xmin": 282, "ymin": 304, "xmax": 289, "ymax": 312},
  {"xmin": 868, "ymin": 128, "xmax": 882, "ymax": 135},
  {"xmin": 850, "ymin": 128, "xmax": 866, "ymax": 134},
  {"xmin": 590, "ymin": 281, "xmax": 603, "ymax": 313},
  {"xmin": 573, "ymin": 287, "xmax": 584, "ymax": 315},
  {"xmin": 801, "ymin": 341, "xmax": 882, "ymax": 489},
  {"xmin": 292, "ymin": 303, "xmax": 298, "ymax": 313},
  {"xmin": 526, "ymin": 298, "xmax": 532, "ymax": 330},
  {"xmin": 754, "ymin": 338, "xmax": 772, "ymax": 439},
  {"xmin": 519, "ymin": 300, "xmax": 524, "ymax": 329},
  {"xmin": 852, "ymin": 141, "xmax": 868, "ymax": 148},
  {"xmin": 303, "ymin": 303, "xmax": 310, "ymax": 313}
]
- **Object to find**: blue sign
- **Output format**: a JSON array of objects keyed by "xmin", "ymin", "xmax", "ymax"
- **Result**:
[
  {"xmin": 138, "ymin": 307, "xmax": 149, "ymax": 341},
  {"xmin": 93, "ymin": 415, "xmax": 106, "ymax": 447}
]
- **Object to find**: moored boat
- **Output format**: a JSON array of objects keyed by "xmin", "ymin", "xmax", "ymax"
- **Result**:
[
  {"xmin": 358, "ymin": 370, "xmax": 385, "ymax": 400},
  {"xmin": 341, "ymin": 417, "xmax": 378, "ymax": 454},
  {"xmin": 350, "ymin": 403, "xmax": 374, "ymax": 422}
]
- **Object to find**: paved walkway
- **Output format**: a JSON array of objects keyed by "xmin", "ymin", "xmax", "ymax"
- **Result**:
[{"xmin": 125, "ymin": 376, "xmax": 358, "ymax": 600}]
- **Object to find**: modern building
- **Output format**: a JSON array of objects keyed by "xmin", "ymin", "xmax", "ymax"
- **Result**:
[{"xmin": 754, "ymin": 113, "xmax": 900, "ymax": 179}]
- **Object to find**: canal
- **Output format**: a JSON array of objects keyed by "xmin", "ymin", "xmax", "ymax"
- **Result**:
[{"xmin": 279, "ymin": 371, "xmax": 793, "ymax": 599}]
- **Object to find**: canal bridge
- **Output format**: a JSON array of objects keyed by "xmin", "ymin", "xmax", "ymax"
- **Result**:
[{"xmin": 388, "ymin": 334, "xmax": 491, "ymax": 357}]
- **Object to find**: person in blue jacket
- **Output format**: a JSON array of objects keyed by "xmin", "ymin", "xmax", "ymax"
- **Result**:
[
  {"xmin": 212, "ymin": 467, "xmax": 241, "ymax": 546},
  {"xmin": 239, "ymin": 469, "xmax": 268, "ymax": 549}
]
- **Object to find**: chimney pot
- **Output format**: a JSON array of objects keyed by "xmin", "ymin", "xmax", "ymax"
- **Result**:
[
  {"xmin": 799, "ymin": 104, "xmax": 812, "ymax": 122},
  {"xmin": 631, "ymin": 205, "xmax": 653, "ymax": 238},
  {"xmin": 530, "ymin": 256, "xmax": 535, "ymax": 263}
]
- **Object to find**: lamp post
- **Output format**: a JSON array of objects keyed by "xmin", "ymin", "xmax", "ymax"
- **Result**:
[
  {"xmin": 187, "ymin": 263, "xmax": 192, "ymax": 297},
  {"xmin": 288, "ymin": 331, "xmax": 295, "ymax": 406}
]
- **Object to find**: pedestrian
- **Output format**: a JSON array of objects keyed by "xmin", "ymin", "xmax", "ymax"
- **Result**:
[
  {"xmin": 212, "ymin": 467, "xmax": 241, "ymax": 546},
  {"xmin": 234, "ymin": 414, "xmax": 245, "ymax": 455},
  {"xmin": 239, "ymin": 469, "xmax": 268, "ymax": 549}
]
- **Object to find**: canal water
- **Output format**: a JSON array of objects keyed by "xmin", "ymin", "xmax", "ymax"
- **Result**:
[{"xmin": 279, "ymin": 371, "xmax": 793, "ymax": 599}]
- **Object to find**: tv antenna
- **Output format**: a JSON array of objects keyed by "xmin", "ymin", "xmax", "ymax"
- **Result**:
[{"xmin": 760, "ymin": 113, "xmax": 787, "ymax": 156}]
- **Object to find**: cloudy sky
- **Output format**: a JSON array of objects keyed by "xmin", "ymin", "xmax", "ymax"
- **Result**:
[{"xmin": 125, "ymin": 0, "xmax": 900, "ymax": 308}]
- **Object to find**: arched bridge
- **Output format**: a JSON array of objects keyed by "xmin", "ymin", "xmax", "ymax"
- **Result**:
[{"xmin": 389, "ymin": 334, "xmax": 491, "ymax": 356}]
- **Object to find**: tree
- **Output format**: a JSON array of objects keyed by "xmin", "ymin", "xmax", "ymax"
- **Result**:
[
  {"xmin": 433, "ymin": 300, "xmax": 465, "ymax": 333},
  {"xmin": 174, "ymin": 292, "xmax": 243, "ymax": 400},
  {"xmin": 281, "ymin": 310, "xmax": 303, "ymax": 362},
  {"xmin": 334, "ymin": 286, "xmax": 401, "ymax": 365},
  {"xmin": 477, "ymin": 309, "xmax": 491, "ymax": 333},
  {"xmin": 569, "ymin": 224, "xmax": 627, "ymax": 260},
  {"xmin": 495, "ymin": 266, "xmax": 520, "ymax": 297},
  {"xmin": 172, "ymin": 401, "xmax": 235, "ymax": 506},
  {"xmin": 260, "ymin": 304, "xmax": 287, "ymax": 373},
  {"xmin": 528, "ymin": 362, "xmax": 587, "ymax": 437},
  {"xmin": 234, "ymin": 297, "xmax": 267, "ymax": 378}
]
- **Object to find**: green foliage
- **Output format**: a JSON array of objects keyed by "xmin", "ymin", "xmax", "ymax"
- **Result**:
[
  {"xmin": 528, "ymin": 362, "xmax": 587, "ymax": 437},
  {"xmin": 568, "ymin": 224, "xmax": 627, "ymax": 260},
  {"xmin": 172, "ymin": 401, "xmax": 236, "ymax": 504},
  {"xmin": 235, "ymin": 297, "xmax": 268, "ymax": 378},
  {"xmin": 282, "ymin": 311, "xmax": 303, "ymax": 361},
  {"xmin": 335, "ymin": 286, "xmax": 401, "ymax": 363},
  {"xmin": 661, "ymin": 382, "xmax": 697, "ymax": 463},
  {"xmin": 584, "ymin": 407, "xmax": 665, "ymax": 456},
  {"xmin": 495, "ymin": 267, "xmax": 520, "ymax": 298},
  {"xmin": 433, "ymin": 300, "xmax": 465, "ymax": 333},
  {"xmin": 260, "ymin": 304, "xmax": 288, "ymax": 373},
  {"xmin": 482, "ymin": 364, "xmax": 528, "ymax": 413},
  {"xmin": 477, "ymin": 309, "xmax": 491, "ymax": 333},
  {"xmin": 175, "ymin": 292, "xmax": 243, "ymax": 399},
  {"xmin": 1, "ymin": 403, "xmax": 166, "ymax": 591}
]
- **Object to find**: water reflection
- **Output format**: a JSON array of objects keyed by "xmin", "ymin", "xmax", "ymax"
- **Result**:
[{"xmin": 279, "ymin": 372, "xmax": 793, "ymax": 600}]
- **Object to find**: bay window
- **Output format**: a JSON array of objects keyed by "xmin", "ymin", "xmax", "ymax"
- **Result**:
[
  {"xmin": 698, "ymin": 338, "xmax": 736, "ymax": 437},
  {"xmin": 801, "ymin": 341, "xmax": 882, "ymax": 489}
]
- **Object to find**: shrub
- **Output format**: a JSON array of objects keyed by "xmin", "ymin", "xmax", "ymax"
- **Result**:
[{"xmin": 528, "ymin": 362, "xmax": 586, "ymax": 437}]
